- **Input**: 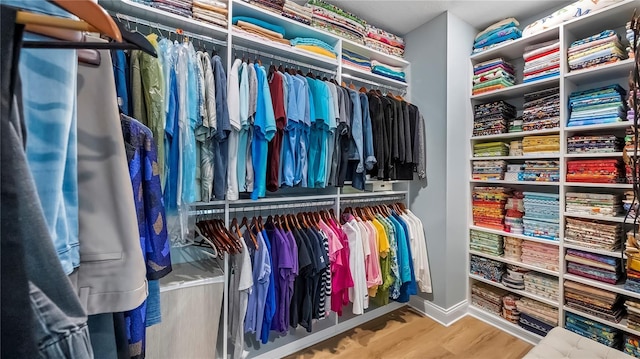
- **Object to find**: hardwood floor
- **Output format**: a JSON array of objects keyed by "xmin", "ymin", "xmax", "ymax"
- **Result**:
[{"xmin": 285, "ymin": 308, "xmax": 533, "ymax": 359}]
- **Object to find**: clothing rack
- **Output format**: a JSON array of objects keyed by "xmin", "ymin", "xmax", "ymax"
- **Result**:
[
  {"xmin": 190, "ymin": 208, "xmax": 225, "ymax": 216},
  {"xmin": 114, "ymin": 13, "xmax": 228, "ymax": 47},
  {"xmin": 232, "ymin": 44, "xmax": 337, "ymax": 75},
  {"xmin": 341, "ymin": 73, "xmax": 407, "ymax": 95},
  {"xmin": 229, "ymin": 200, "xmax": 335, "ymax": 213},
  {"xmin": 340, "ymin": 195, "xmax": 406, "ymax": 205}
]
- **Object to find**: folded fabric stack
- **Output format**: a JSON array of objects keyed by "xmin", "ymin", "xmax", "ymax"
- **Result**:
[
  {"xmin": 249, "ymin": 0, "xmax": 284, "ymax": 13},
  {"xmin": 521, "ymin": 160, "xmax": 560, "ymax": 182},
  {"xmin": 567, "ymin": 134, "xmax": 623, "ymax": 154},
  {"xmin": 502, "ymin": 295, "xmax": 521, "ymax": 324},
  {"xmin": 566, "ymin": 249, "xmax": 621, "ymax": 284},
  {"xmin": 290, "ymin": 37, "xmax": 337, "ymax": 58},
  {"xmin": 471, "ymin": 282, "xmax": 508, "ymax": 316},
  {"xmin": 473, "ymin": 141, "xmax": 510, "ymax": 157},
  {"xmin": 522, "ymin": 87, "xmax": 560, "ymax": 131},
  {"xmin": 503, "ymin": 236, "xmax": 523, "ymax": 261},
  {"xmin": 192, "ymin": 0, "xmax": 227, "ymax": 27},
  {"xmin": 501, "ymin": 264, "xmax": 529, "ymax": 290},
  {"xmin": 568, "ymin": 29, "xmax": 627, "ymax": 72},
  {"xmin": 522, "ymin": 192, "xmax": 560, "ymax": 241},
  {"xmin": 282, "ymin": 0, "xmax": 312, "ymax": 25},
  {"xmin": 472, "ymin": 186, "xmax": 511, "ymax": 230},
  {"xmin": 472, "ymin": 58, "xmax": 516, "ymax": 95},
  {"xmin": 522, "ymin": 135, "xmax": 559, "ymax": 155},
  {"xmin": 472, "ymin": 18, "xmax": 522, "ymax": 54},
  {"xmin": 565, "ymin": 218, "xmax": 623, "ymax": 251},
  {"xmin": 523, "ymin": 40, "xmax": 560, "ymax": 83},
  {"xmin": 627, "ymin": 21, "xmax": 638, "ymax": 58},
  {"xmin": 624, "ymin": 191, "xmax": 640, "ymax": 218},
  {"xmin": 509, "ymin": 140, "xmax": 523, "ymax": 156},
  {"xmin": 504, "ymin": 191, "xmax": 524, "ymax": 234},
  {"xmin": 341, "ymin": 49, "xmax": 370, "ymax": 71},
  {"xmin": 565, "ymin": 280, "xmax": 624, "ymax": 323},
  {"xmin": 521, "ymin": 241, "xmax": 559, "ymax": 271},
  {"xmin": 307, "ymin": 0, "xmax": 366, "ymax": 44},
  {"xmin": 565, "ymin": 192, "xmax": 623, "ymax": 217},
  {"xmin": 365, "ymin": 24, "xmax": 405, "ymax": 58},
  {"xmin": 516, "ymin": 297, "xmax": 558, "ymax": 336},
  {"xmin": 565, "ymin": 312, "xmax": 621, "ymax": 347},
  {"xmin": 509, "ymin": 116, "xmax": 524, "ymax": 133},
  {"xmin": 628, "ymin": 88, "xmax": 639, "ymax": 121},
  {"xmin": 524, "ymin": 271, "xmax": 559, "ymax": 301},
  {"xmin": 371, "ymin": 60, "xmax": 406, "ymax": 82},
  {"xmin": 626, "ymin": 300, "xmax": 640, "ymax": 330},
  {"xmin": 566, "ymin": 159, "xmax": 625, "ymax": 183},
  {"xmin": 470, "ymin": 254, "xmax": 505, "ymax": 282},
  {"xmin": 626, "ymin": 126, "xmax": 639, "ymax": 151},
  {"xmin": 624, "ymin": 334, "xmax": 640, "ymax": 358},
  {"xmin": 472, "ymin": 100, "xmax": 516, "ymax": 137},
  {"xmin": 232, "ymin": 16, "xmax": 289, "ymax": 45},
  {"xmin": 505, "ymin": 164, "xmax": 524, "ymax": 182},
  {"xmin": 568, "ymin": 84, "xmax": 627, "ymax": 127},
  {"xmin": 470, "ymin": 229, "xmax": 504, "ymax": 256},
  {"xmin": 626, "ymin": 244, "xmax": 640, "ymax": 293},
  {"xmin": 472, "ymin": 160, "xmax": 507, "ymax": 181},
  {"xmin": 149, "ymin": 0, "xmax": 193, "ymax": 18}
]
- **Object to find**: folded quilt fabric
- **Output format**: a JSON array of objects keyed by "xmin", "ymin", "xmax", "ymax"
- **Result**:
[
  {"xmin": 522, "ymin": 135, "xmax": 559, "ymax": 155},
  {"xmin": 566, "ymin": 159, "xmax": 625, "ymax": 183},
  {"xmin": 568, "ymin": 134, "xmax": 623, "ymax": 154},
  {"xmin": 471, "ymin": 282, "xmax": 508, "ymax": 316},
  {"xmin": 472, "ymin": 186, "xmax": 511, "ymax": 230},
  {"xmin": 473, "ymin": 141, "xmax": 510, "ymax": 157},
  {"xmin": 473, "ymin": 58, "xmax": 515, "ymax": 95},
  {"xmin": 248, "ymin": 0, "xmax": 284, "ymax": 14},
  {"xmin": 516, "ymin": 297, "xmax": 558, "ymax": 336},
  {"xmin": 341, "ymin": 48, "xmax": 371, "ymax": 71},
  {"xmin": 193, "ymin": 0, "xmax": 228, "ymax": 27},
  {"xmin": 565, "ymin": 217, "xmax": 623, "ymax": 251},
  {"xmin": 282, "ymin": 0, "xmax": 312, "ymax": 25},
  {"xmin": 565, "ymin": 312, "xmax": 621, "ymax": 348},
  {"xmin": 365, "ymin": 24, "xmax": 405, "ymax": 58},
  {"xmin": 307, "ymin": 0, "xmax": 366, "ymax": 44},
  {"xmin": 521, "ymin": 240, "xmax": 559, "ymax": 271},
  {"xmin": 371, "ymin": 59, "xmax": 406, "ymax": 82},
  {"xmin": 565, "ymin": 280, "xmax": 624, "ymax": 323},
  {"xmin": 522, "ymin": 87, "xmax": 560, "ymax": 131},
  {"xmin": 472, "ymin": 17, "xmax": 522, "ymax": 54},
  {"xmin": 290, "ymin": 37, "xmax": 337, "ymax": 58},
  {"xmin": 523, "ymin": 40, "xmax": 560, "ymax": 83},
  {"xmin": 568, "ymin": 29, "xmax": 628, "ymax": 71},
  {"xmin": 568, "ymin": 84, "xmax": 627, "ymax": 127},
  {"xmin": 565, "ymin": 248, "xmax": 622, "ymax": 284},
  {"xmin": 524, "ymin": 271, "xmax": 559, "ymax": 301},
  {"xmin": 470, "ymin": 230, "xmax": 504, "ymax": 256},
  {"xmin": 472, "ymin": 160, "xmax": 507, "ymax": 181},
  {"xmin": 521, "ymin": 192, "xmax": 560, "ymax": 241},
  {"xmin": 472, "ymin": 100, "xmax": 516, "ymax": 136},
  {"xmin": 521, "ymin": 160, "xmax": 560, "ymax": 183}
]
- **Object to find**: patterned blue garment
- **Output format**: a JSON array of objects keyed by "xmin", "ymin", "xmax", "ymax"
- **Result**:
[{"xmin": 121, "ymin": 114, "xmax": 173, "ymax": 358}]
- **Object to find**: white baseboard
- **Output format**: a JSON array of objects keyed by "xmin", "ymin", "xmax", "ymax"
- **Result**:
[{"xmin": 408, "ymin": 297, "xmax": 468, "ymax": 327}]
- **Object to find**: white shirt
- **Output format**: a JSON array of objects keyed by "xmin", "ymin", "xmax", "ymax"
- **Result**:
[
  {"xmin": 226, "ymin": 59, "xmax": 242, "ymax": 200},
  {"xmin": 403, "ymin": 210, "xmax": 432, "ymax": 293},
  {"xmin": 344, "ymin": 220, "xmax": 368, "ymax": 315}
]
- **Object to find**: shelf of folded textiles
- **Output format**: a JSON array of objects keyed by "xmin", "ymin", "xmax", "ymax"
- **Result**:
[
  {"xmin": 563, "ymin": 273, "xmax": 640, "ymax": 301},
  {"xmin": 563, "ymin": 242, "xmax": 626, "ymax": 259},
  {"xmin": 469, "ymin": 225, "xmax": 560, "ymax": 247},
  {"xmin": 468, "ymin": 305, "xmax": 544, "ymax": 343},
  {"xmin": 471, "ymin": 77, "xmax": 559, "ymax": 102},
  {"xmin": 564, "ymin": 121, "xmax": 632, "ymax": 133},
  {"xmin": 565, "ymin": 182, "xmax": 633, "ymax": 189},
  {"xmin": 231, "ymin": 32, "xmax": 339, "ymax": 69},
  {"xmin": 564, "ymin": 58, "xmax": 635, "ymax": 86},
  {"xmin": 470, "ymin": 179, "xmax": 560, "ymax": 186},
  {"xmin": 469, "ymin": 274, "xmax": 560, "ymax": 307},
  {"xmin": 101, "ymin": 0, "xmax": 229, "ymax": 39},
  {"xmin": 469, "ymin": 26, "xmax": 559, "ymax": 64},
  {"xmin": 470, "ymin": 128, "xmax": 560, "ymax": 141},
  {"xmin": 563, "ymin": 306, "xmax": 640, "ymax": 338},
  {"xmin": 469, "ymin": 250, "xmax": 560, "ymax": 277},
  {"xmin": 341, "ymin": 38, "xmax": 410, "ymax": 69},
  {"xmin": 563, "ymin": 212, "xmax": 637, "ymax": 224},
  {"xmin": 341, "ymin": 64, "xmax": 408, "ymax": 88},
  {"xmin": 564, "ymin": 152, "xmax": 624, "ymax": 158}
]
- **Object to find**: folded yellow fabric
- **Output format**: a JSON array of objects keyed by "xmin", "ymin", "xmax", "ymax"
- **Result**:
[{"xmin": 294, "ymin": 44, "xmax": 337, "ymax": 59}]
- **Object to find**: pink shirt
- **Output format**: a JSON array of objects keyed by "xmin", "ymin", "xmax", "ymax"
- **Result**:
[{"xmin": 362, "ymin": 221, "xmax": 383, "ymax": 289}]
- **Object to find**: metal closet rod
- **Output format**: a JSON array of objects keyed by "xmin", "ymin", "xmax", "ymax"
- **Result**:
[
  {"xmin": 340, "ymin": 195, "xmax": 405, "ymax": 204},
  {"xmin": 232, "ymin": 44, "xmax": 337, "ymax": 75},
  {"xmin": 229, "ymin": 200, "xmax": 335, "ymax": 213},
  {"xmin": 341, "ymin": 73, "xmax": 407, "ymax": 95},
  {"xmin": 114, "ymin": 13, "xmax": 228, "ymax": 47},
  {"xmin": 191, "ymin": 208, "xmax": 225, "ymax": 216}
]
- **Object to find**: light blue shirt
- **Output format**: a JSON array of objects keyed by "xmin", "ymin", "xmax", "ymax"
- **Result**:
[
  {"xmin": 294, "ymin": 75, "xmax": 310, "ymax": 187},
  {"xmin": 281, "ymin": 73, "xmax": 297, "ymax": 187},
  {"xmin": 181, "ymin": 43, "xmax": 198, "ymax": 204},
  {"xmin": 245, "ymin": 230, "xmax": 271, "ymax": 335},
  {"xmin": 251, "ymin": 64, "xmax": 276, "ymax": 200}
]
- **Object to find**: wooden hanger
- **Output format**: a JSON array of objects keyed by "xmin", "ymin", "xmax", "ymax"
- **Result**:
[
  {"xmin": 341, "ymin": 81, "xmax": 347, "ymax": 87},
  {"xmin": 359, "ymin": 86, "xmax": 368, "ymax": 93},
  {"xmin": 230, "ymin": 218, "xmax": 243, "ymax": 238},
  {"xmin": 349, "ymin": 81, "xmax": 356, "ymax": 90},
  {"xmin": 240, "ymin": 216, "xmax": 258, "ymax": 249}
]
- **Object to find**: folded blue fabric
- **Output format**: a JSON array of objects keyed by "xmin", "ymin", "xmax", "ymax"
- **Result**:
[
  {"xmin": 372, "ymin": 65, "xmax": 405, "ymax": 78},
  {"xmin": 523, "ymin": 72, "xmax": 559, "ymax": 83},
  {"xmin": 475, "ymin": 20, "xmax": 519, "ymax": 44},
  {"xmin": 372, "ymin": 68, "xmax": 406, "ymax": 82},
  {"xmin": 232, "ymin": 16, "xmax": 286, "ymax": 36},
  {"xmin": 474, "ymin": 26, "xmax": 522, "ymax": 49},
  {"xmin": 342, "ymin": 48, "xmax": 369, "ymax": 62},
  {"xmin": 290, "ymin": 37, "xmax": 336, "ymax": 55}
]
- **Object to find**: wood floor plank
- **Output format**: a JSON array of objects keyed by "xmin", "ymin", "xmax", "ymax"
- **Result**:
[{"xmin": 285, "ymin": 308, "xmax": 533, "ymax": 359}]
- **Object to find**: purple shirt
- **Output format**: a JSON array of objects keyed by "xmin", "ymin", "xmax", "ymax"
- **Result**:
[
  {"xmin": 266, "ymin": 224, "xmax": 297, "ymax": 333},
  {"xmin": 283, "ymin": 229, "xmax": 298, "ymax": 330},
  {"xmin": 244, "ymin": 229, "xmax": 270, "ymax": 336}
]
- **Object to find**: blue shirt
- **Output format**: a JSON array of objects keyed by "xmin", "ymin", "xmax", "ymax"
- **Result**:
[
  {"xmin": 251, "ymin": 64, "xmax": 276, "ymax": 200},
  {"xmin": 393, "ymin": 213, "xmax": 417, "ymax": 303},
  {"xmin": 212, "ymin": 55, "xmax": 230, "ymax": 200},
  {"xmin": 260, "ymin": 229, "xmax": 277, "ymax": 344},
  {"xmin": 164, "ymin": 65, "xmax": 180, "ymax": 212}
]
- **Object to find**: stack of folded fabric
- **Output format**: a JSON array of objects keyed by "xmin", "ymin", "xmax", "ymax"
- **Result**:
[
  {"xmin": 566, "ymin": 249, "xmax": 622, "ymax": 284},
  {"xmin": 503, "ymin": 236, "xmax": 523, "ymax": 261},
  {"xmin": 232, "ymin": 16, "xmax": 289, "ymax": 45},
  {"xmin": 521, "ymin": 160, "xmax": 560, "ymax": 182},
  {"xmin": 472, "ymin": 186, "xmax": 511, "ymax": 230},
  {"xmin": 502, "ymin": 295, "xmax": 521, "ymax": 324},
  {"xmin": 626, "ymin": 126, "xmax": 639, "ymax": 151},
  {"xmin": 627, "ymin": 21, "xmax": 638, "ymax": 58},
  {"xmin": 307, "ymin": 0, "xmax": 366, "ymax": 44},
  {"xmin": 524, "ymin": 271, "xmax": 559, "ymax": 301},
  {"xmin": 516, "ymin": 297, "xmax": 558, "ymax": 336},
  {"xmin": 522, "ymin": 135, "xmax": 560, "ymax": 155},
  {"xmin": 249, "ymin": 0, "xmax": 284, "ymax": 13},
  {"xmin": 472, "ymin": 58, "xmax": 516, "ymax": 95},
  {"xmin": 627, "ymin": 300, "xmax": 640, "ymax": 331},
  {"xmin": 501, "ymin": 264, "xmax": 529, "ymax": 290},
  {"xmin": 341, "ymin": 49, "xmax": 370, "ymax": 71},
  {"xmin": 565, "ymin": 218, "xmax": 623, "ymax": 251},
  {"xmin": 509, "ymin": 140, "xmax": 523, "ymax": 156},
  {"xmin": 568, "ymin": 29, "xmax": 627, "ymax": 72},
  {"xmin": 504, "ymin": 191, "xmax": 524, "ymax": 234},
  {"xmin": 624, "ymin": 334, "xmax": 640, "ymax": 358},
  {"xmin": 505, "ymin": 164, "xmax": 524, "ymax": 181},
  {"xmin": 282, "ymin": 0, "xmax": 312, "ymax": 25},
  {"xmin": 523, "ymin": 192, "xmax": 560, "ymax": 240},
  {"xmin": 568, "ymin": 84, "xmax": 627, "ymax": 127},
  {"xmin": 365, "ymin": 24, "xmax": 405, "ymax": 58},
  {"xmin": 626, "ymin": 239, "xmax": 640, "ymax": 293},
  {"xmin": 149, "ymin": 0, "xmax": 193, "ymax": 18},
  {"xmin": 472, "ymin": 18, "xmax": 522, "ymax": 54},
  {"xmin": 523, "ymin": 40, "xmax": 560, "ymax": 83},
  {"xmin": 470, "ymin": 229, "xmax": 504, "ymax": 256},
  {"xmin": 290, "ymin": 37, "xmax": 337, "ymax": 58},
  {"xmin": 472, "ymin": 100, "xmax": 516, "ymax": 136},
  {"xmin": 473, "ymin": 141, "xmax": 510, "ymax": 156},
  {"xmin": 624, "ymin": 191, "xmax": 639, "ymax": 218},
  {"xmin": 509, "ymin": 116, "xmax": 524, "ymax": 133},
  {"xmin": 470, "ymin": 255, "xmax": 505, "ymax": 282},
  {"xmin": 567, "ymin": 134, "xmax": 623, "ymax": 154},
  {"xmin": 371, "ymin": 60, "xmax": 406, "ymax": 82},
  {"xmin": 522, "ymin": 87, "xmax": 560, "ymax": 131},
  {"xmin": 565, "ymin": 192, "xmax": 623, "ymax": 217},
  {"xmin": 565, "ymin": 280, "xmax": 624, "ymax": 323},
  {"xmin": 628, "ymin": 87, "xmax": 639, "ymax": 121},
  {"xmin": 521, "ymin": 241, "xmax": 559, "ymax": 271},
  {"xmin": 192, "ymin": 0, "xmax": 227, "ymax": 27},
  {"xmin": 565, "ymin": 312, "xmax": 621, "ymax": 347},
  {"xmin": 566, "ymin": 159, "xmax": 625, "ymax": 183},
  {"xmin": 471, "ymin": 282, "xmax": 508, "ymax": 316}
]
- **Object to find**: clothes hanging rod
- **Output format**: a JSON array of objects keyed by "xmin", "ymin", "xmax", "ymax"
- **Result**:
[
  {"xmin": 340, "ymin": 195, "xmax": 405, "ymax": 204},
  {"xmin": 231, "ymin": 44, "xmax": 337, "ymax": 75},
  {"xmin": 229, "ymin": 200, "xmax": 335, "ymax": 213},
  {"xmin": 341, "ymin": 73, "xmax": 407, "ymax": 95},
  {"xmin": 114, "ymin": 13, "xmax": 228, "ymax": 47},
  {"xmin": 191, "ymin": 208, "xmax": 226, "ymax": 216}
]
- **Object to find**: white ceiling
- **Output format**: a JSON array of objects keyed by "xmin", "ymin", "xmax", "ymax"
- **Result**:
[{"xmin": 316, "ymin": 0, "xmax": 572, "ymax": 35}]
